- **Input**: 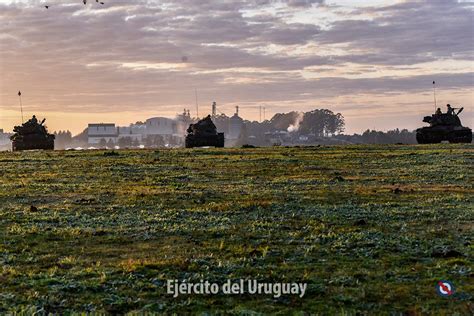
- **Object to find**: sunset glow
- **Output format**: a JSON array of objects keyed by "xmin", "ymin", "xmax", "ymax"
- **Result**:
[{"xmin": 1, "ymin": 0, "xmax": 473, "ymax": 134}]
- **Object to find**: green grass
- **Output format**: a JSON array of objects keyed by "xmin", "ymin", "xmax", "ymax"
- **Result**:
[{"xmin": 0, "ymin": 145, "xmax": 473, "ymax": 314}]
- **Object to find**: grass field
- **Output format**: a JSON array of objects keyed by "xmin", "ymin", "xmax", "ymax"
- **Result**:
[{"xmin": 0, "ymin": 145, "xmax": 473, "ymax": 314}]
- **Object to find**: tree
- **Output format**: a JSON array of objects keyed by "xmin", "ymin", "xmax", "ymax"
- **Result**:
[
  {"xmin": 132, "ymin": 138, "xmax": 140, "ymax": 147},
  {"xmin": 153, "ymin": 135, "xmax": 165, "ymax": 147},
  {"xmin": 53, "ymin": 130, "xmax": 73, "ymax": 150},
  {"xmin": 212, "ymin": 114, "xmax": 230, "ymax": 134},
  {"xmin": 118, "ymin": 137, "xmax": 132, "ymax": 148},
  {"xmin": 106, "ymin": 139, "xmax": 115, "ymax": 148},
  {"xmin": 270, "ymin": 112, "xmax": 300, "ymax": 131},
  {"xmin": 301, "ymin": 110, "xmax": 325, "ymax": 136},
  {"xmin": 299, "ymin": 109, "xmax": 345, "ymax": 137},
  {"xmin": 144, "ymin": 136, "xmax": 153, "ymax": 148},
  {"xmin": 334, "ymin": 113, "xmax": 345, "ymax": 134},
  {"xmin": 99, "ymin": 138, "xmax": 107, "ymax": 148}
]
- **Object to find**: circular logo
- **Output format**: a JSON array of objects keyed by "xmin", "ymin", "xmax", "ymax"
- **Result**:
[{"xmin": 436, "ymin": 280, "xmax": 455, "ymax": 297}]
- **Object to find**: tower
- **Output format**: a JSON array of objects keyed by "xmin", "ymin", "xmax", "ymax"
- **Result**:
[{"xmin": 212, "ymin": 102, "xmax": 217, "ymax": 116}]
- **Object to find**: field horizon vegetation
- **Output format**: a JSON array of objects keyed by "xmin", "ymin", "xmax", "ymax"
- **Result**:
[{"xmin": 0, "ymin": 144, "xmax": 472, "ymax": 314}]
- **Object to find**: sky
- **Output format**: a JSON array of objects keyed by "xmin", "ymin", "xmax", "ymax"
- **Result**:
[{"xmin": 0, "ymin": 0, "xmax": 473, "ymax": 134}]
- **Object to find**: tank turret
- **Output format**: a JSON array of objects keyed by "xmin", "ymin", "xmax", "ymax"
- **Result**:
[
  {"xmin": 185, "ymin": 115, "xmax": 224, "ymax": 148},
  {"xmin": 416, "ymin": 107, "xmax": 472, "ymax": 144},
  {"xmin": 10, "ymin": 115, "xmax": 55, "ymax": 151}
]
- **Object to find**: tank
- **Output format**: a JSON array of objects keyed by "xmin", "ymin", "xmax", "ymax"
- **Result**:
[
  {"xmin": 185, "ymin": 115, "xmax": 224, "ymax": 148},
  {"xmin": 10, "ymin": 115, "xmax": 55, "ymax": 151},
  {"xmin": 416, "ymin": 108, "xmax": 472, "ymax": 144}
]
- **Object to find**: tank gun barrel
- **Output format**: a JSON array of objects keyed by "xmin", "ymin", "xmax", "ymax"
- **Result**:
[{"xmin": 422, "ymin": 116, "xmax": 433, "ymax": 124}]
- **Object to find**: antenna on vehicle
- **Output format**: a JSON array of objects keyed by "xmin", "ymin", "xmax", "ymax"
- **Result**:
[
  {"xmin": 18, "ymin": 90, "xmax": 24, "ymax": 123},
  {"xmin": 432, "ymin": 81, "xmax": 437, "ymax": 113},
  {"xmin": 195, "ymin": 88, "xmax": 199, "ymax": 118}
]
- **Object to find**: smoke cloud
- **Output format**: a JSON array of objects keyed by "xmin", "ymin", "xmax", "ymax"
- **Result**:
[{"xmin": 287, "ymin": 112, "xmax": 304, "ymax": 133}]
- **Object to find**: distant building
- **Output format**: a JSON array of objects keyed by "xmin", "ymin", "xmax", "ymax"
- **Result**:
[
  {"xmin": 88, "ymin": 123, "xmax": 118, "ymax": 145},
  {"xmin": 0, "ymin": 129, "xmax": 13, "ymax": 151},
  {"xmin": 117, "ymin": 124, "xmax": 146, "ymax": 143},
  {"xmin": 145, "ymin": 117, "xmax": 177, "ymax": 135},
  {"xmin": 228, "ymin": 107, "xmax": 243, "ymax": 140},
  {"xmin": 265, "ymin": 130, "xmax": 289, "ymax": 145},
  {"xmin": 86, "ymin": 116, "xmax": 185, "ymax": 148},
  {"xmin": 176, "ymin": 109, "xmax": 192, "ymax": 135}
]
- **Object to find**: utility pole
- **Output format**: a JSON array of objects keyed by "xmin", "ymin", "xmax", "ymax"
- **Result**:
[
  {"xmin": 259, "ymin": 105, "xmax": 262, "ymax": 122},
  {"xmin": 212, "ymin": 102, "xmax": 217, "ymax": 116},
  {"xmin": 433, "ymin": 81, "xmax": 437, "ymax": 113}
]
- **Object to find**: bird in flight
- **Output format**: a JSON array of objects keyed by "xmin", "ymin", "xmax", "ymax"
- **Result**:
[{"xmin": 43, "ymin": 1, "xmax": 105, "ymax": 10}]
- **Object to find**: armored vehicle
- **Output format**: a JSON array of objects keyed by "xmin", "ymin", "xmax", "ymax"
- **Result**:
[
  {"xmin": 11, "ymin": 115, "xmax": 55, "ymax": 151},
  {"xmin": 416, "ymin": 108, "xmax": 472, "ymax": 144},
  {"xmin": 185, "ymin": 115, "xmax": 224, "ymax": 148}
]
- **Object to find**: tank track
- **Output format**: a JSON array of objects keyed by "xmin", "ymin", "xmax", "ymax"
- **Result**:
[
  {"xmin": 416, "ymin": 129, "xmax": 472, "ymax": 144},
  {"xmin": 447, "ymin": 130, "xmax": 472, "ymax": 143},
  {"xmin": 185, "ymin": 133, "xmax": 225, "ymax": 148},
  {"xmin": 12, "ymin": 139, "xmax": 55, "ymax": 151},
  {"xmin": 416, "ymin": 131, "xmax": 442, "ymax": 144}
]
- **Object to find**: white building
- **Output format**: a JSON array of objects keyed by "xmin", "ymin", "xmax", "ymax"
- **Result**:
[
  {"xmin": 88, "ymin": 123, "xmax": 118, "ymax": 145},
  {"xmin": 117, "ymin": 124, "xmax": 146, "ymax": 143},
  {"xmin": 229, "ymin": 114, "xmax": 243, "ymax": 140},
  {"xmin": 87, "ymin": 117, "xmax": 182, "ymax": 147},
  {"xmin": 145, "ymin": 117, "xmax": 177, "ymax": 135},
  {"xmin": 0, "ymin": 129, "xmax": 12, "ymax": 151}
]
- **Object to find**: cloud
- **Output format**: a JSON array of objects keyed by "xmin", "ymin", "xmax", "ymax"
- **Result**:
[
  {"xmin": 318, "ymin": 0, "xmax": 474, "ymax": 64},
  {"xmin": 0, "ymin": 0, "xmax": 472, "ymax": 133},
  {"xmin": 287, "ymin": 0, "xmax": 325, "ymax": 7}
]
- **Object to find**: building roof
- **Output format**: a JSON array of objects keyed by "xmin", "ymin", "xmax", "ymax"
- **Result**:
[
  {"xmin": 88, "ymin": 123, "xmax": 116, "ymax": 127},
  {"xmin": 146, "ymin": 117, "xmax": 174, "ymax": 123}
]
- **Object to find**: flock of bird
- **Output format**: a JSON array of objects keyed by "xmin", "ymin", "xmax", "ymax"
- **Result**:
[{"xmin": 44, "ymin": 0, "xmax": 104, "ymax": 9}]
